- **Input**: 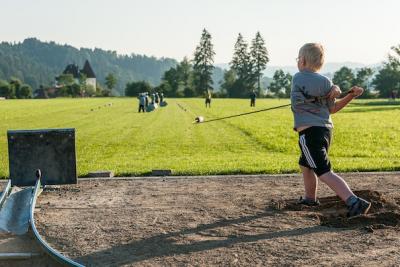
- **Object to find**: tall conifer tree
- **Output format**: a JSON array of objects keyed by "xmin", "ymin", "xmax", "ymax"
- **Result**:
[
  {"xmin": 230, "ymin": 33, "xmax": 253, "ymax": 96},
  {"xmin": 250, "ymin": 32, "xmax": 269, "ymax": 93},
  {"xmin": 192, "ymin": 29, "xmax": 215, "ymax": 96}
]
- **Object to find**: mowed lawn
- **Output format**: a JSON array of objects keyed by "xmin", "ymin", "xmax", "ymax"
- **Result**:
[{"xmin": 0, "ymin": 98, "xmax": 399, "ymax": 177}]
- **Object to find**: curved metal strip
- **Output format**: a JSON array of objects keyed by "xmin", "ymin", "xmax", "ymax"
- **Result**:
[
  {"xmin": 0, "ymin": 180, "xmax": 12, "ymax": 208},
  {"xmin": 30, "ymin": 179, "xmax": 85, "ymax": 267}
]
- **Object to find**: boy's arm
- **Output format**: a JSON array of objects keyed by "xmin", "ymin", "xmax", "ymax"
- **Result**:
[
  {"xmin": 329, "ymin": 86, "xmax": 363, "ymax": 114},
  {"xmin": 327, "ymin": 85, "xmax": 341, "ymax": 100}
]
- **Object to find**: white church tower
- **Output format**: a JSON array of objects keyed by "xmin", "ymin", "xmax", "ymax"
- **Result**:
[{"xmin": 81, "ymin": 60, "xmax": 96, "ymax": 89}]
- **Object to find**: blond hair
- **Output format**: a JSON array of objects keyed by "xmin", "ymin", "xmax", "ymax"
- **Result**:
[{"xmin": 299, "ymin": 43, "xmax": 325, "ymax": 71}]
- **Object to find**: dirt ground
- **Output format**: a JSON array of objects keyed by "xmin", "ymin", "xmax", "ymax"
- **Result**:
[
  {"xmin": 0, "ymin": 231, "xmax": 63, "ymax": 267},
  {"xmin": 34, "ymin": 172, "xmax": 400, "ymax": 267}
]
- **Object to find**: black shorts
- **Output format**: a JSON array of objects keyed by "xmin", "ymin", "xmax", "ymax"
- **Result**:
[{"xmin": 298, "ymin": 126, "xmax": 332, "ymax": 176}]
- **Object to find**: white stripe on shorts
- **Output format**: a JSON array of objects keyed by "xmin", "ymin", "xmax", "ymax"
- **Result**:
[{"xmin": 300, "ymin": 134, "xmax": 317, "ymax": 168}]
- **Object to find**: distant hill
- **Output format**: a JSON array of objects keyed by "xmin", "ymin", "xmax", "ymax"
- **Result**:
[{"xmin": 0, "ymin": 38, "xmax": 178, "ymax": 95}]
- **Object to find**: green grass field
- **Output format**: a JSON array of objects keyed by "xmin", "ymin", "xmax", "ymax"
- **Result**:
[{"xmin": 0, "ymin": 98, "xmax": 399, "ymax": 177}]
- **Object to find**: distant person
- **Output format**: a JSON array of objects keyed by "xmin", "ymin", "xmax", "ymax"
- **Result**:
[
  {"xmin": 205, "ymin": 90, "xmax": 212, "ymax": 108},
  {"xmin": 155, "ymin": 92, "xmax": 160, "ymax": 104},
  {"xmin": 391, "ymin": 90, "xmax": 397, "ymax": 100},
  {"xmin": 250, "ymin": 90, "xmax": 256, "ymax": 107},
  {"xmin": 145, "ymin": 92, "xmax": 149, "ymax": 108},
  {"xmin": 138, "ymin": 93, "xmax": 146, "ymax": 113},
  {"xmin": 159, "ymin": 92, "xmax": 168, "ymax": 107},
  {"xmin": 150, "ymin": 93, "xmax": 155, "ymax": 104},
  {"xmin": 160, "ymin": 92, "xmax": 164, "ymax": 104},
  {"xmin": 291, "ymin": 43, "xmax": 370, "ymax": 217}
]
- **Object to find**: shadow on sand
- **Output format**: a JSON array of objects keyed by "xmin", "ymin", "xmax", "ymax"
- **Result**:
[{"xmin": 75, "ymin": 211, "xmax": 335, "ymax": 266}]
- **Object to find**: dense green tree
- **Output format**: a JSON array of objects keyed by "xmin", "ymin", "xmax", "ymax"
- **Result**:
[
  {"xmin": 154, "ymin": 82, "xmax": 172, "ymax": 96},
  {"xmin": 19, "ymin": 84, "xmax": 32, "ymax": 98},
  {"xmin": 105, "ymin": 73, "xmax": 117, "ymax": 93},
  {"xmin": 333, "ymin": 67, "xmax": 355, "ymax": 92},
  {"xmin": 176, "ymin": 57, "xmax": 192, "ymax": 90},
  {"xmin": 160, "ymin": 57, "xmax": 194, "ymax": 97},
  {"xmin": 250, "ymin": 32, "xmax": 269, "ymax": 93},
  {"xmin": 79, "ymin": 73, "xmax": 87, "ymax": 96},
  {"xmin": 162, "ymin": 67, "xmax": 180, "ymax": 95},
  {"xmin": 353, "ymin": 67, "xmax": 374, "ymax": 98},
  {"xmin": 0, "ymin": 80, "xmax": 13, "ymax": 98},
  {"xmin": 373, "ymin": 45, "xmax": 400, "ymax": 97},
  {"xmin": 354, "ymin": 67, "xmax": 374, "ymax": 88},
  {"xmin": 183, "ymin": 86, "xmax": 196, "ymax": 97},
  {"xmin": 69, "ymin": 83, "xmax": 82, "ymax": 97},
  {"xmin": 268, "ymin": 70, "xmax": 292, "ymax": 97},
  {"xmin": 10, "ymin": 78, "xmax": 22, "ymax": 99},
  {"xmin": 57, "ymin": 74, "xmax": 75, "ymax": 86},
  {"xmin": 96, "ymin": 83, "xmax": 111, "ymax": 97},
  {"xmin": 221, "ymin": 69, "xmax": 240, "ymax": 97},
  {"xmin": 85, "ymin": 84, "xmax": 96, "ymax": 97},
  {"xmin": 125, "ymin": 81, "xmax": 152, "ymax": 96},
  {"xmin": 192, "ymin": 29, "xmax": 215, "ymax": 95},
  {"xmin": 231, "ymin": 33, "xmax": 253, "ymax": 96},
  {"xmin": 373, "ymin": 68, "xmax": 400, "ymax": 97}
]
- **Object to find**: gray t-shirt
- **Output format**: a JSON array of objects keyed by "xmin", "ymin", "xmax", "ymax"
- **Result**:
[{"xmin": 290, "ymin": 70, "xmax": 334, "ymax": 130}]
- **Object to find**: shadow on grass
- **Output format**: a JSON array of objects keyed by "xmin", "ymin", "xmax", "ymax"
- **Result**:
[
  {"xmin": 351, "ymin": 100, "xmax": 400, "ymax": 106},
  {"xmin": 75, "ymin": 211, "xmax": 338, "ymax": 266},
  {"xmin": 343, "ymin": 106, "xmax": 400, "ymax": 113}
]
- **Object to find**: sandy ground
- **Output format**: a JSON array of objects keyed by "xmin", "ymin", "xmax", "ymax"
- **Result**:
[
  {"xmin": 0, "ymin": 231, "xmax": 63, "ymax": 267},
  {"xmin": 31, "ymin": 172, "xmax": 400, "ymax": 266}
]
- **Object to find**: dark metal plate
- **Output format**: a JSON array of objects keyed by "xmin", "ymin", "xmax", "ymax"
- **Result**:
[{"xmin": 7, "ymin": 128, "xmax": 77, "ymax": 186}]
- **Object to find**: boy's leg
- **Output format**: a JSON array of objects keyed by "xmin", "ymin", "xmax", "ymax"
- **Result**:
[
  {"xmin": 300, "ymin": 128, "xmax": 353, "ymax": 201},
  {"xmin": 299, "ymin": 127, "xmax": 371, "ymax": 216},
  {"xmin": 300, "ymin": 165, "xmax": 318, "ymax": 200},
  {"xmin": 319, "ymin": 170, "xmax": 371, "ymax": 217},
  {"xmin": 319, "ymin": 171, "xmax": 354, "ymax": 202}
]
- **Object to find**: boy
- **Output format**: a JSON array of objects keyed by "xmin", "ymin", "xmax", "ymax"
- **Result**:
[{"xmin": 291, "ymin": 43, "xmax": 371, "ymax": 217}]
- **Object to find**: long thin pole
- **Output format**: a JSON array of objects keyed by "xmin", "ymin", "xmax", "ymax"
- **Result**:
[
  {"xmin": 196, "ymin": 90, "xmax": 352, "ymax": 124},
  {"xmin": 198, "ymin": 103, "xmax": 292, "ymax": 124}
]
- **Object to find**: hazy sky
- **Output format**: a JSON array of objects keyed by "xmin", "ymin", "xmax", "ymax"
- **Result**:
[{"xmin": 1, "ymin": 0, "xmax": 399, "ymax": 65}]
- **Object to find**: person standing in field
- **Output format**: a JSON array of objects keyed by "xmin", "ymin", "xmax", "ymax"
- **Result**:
[
  {"xmin": 391, "ymin": 90, "xmax": 397, "ymax": 100},
  {"xmin": 250, "ymin": 90, "xmax": 256, "ymax": 107},
  {"xmin": 291, "ymin": 43, "xmax": 370, "ymax": 217},
  {"xmin": 138, "ymin": 93, "xmax": 146, "ymax": 113},
  {"xmin": 160, "ymin": 92, "xmax": 164, "ymax": 104},
  {"xmin": 205, "ymin": 90, "xmax": 212, "ymax": 108},
  {"xmin": 145, "ymin": 92, "xmax": 149, "ymax": 108}
]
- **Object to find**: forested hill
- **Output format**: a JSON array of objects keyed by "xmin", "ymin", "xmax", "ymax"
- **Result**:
[{"xmin": 0, "ymin": 38, "xmax": 178, "ymax": 95}]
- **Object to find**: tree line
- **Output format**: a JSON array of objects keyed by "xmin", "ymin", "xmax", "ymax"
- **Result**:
[
  {"xmin": 248, "ymin": 45, "xmax": 400, "ymax": 98},
  {"xmin": 126, "ymin": 30, "xmax": 270, "ymax": 98},
  {"xmin": 0, "ymin": 38, "xmax": 177, "ymax": 95},
  {"xmin": 0, "ymin": 78, "xmax": 32, "ymax": 99},
  {"xmin": 128, "ymin": 29, "xmax": 400, "ymax": 99},
  {"xmin": 1, "ymin": 37, "xmax": 399, "ymax": 99}
]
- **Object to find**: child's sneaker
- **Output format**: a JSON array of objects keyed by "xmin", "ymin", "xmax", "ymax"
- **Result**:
[
  {"xmin": 297, "ymin": 196, "xmax": 320, "ymax": 206},
  {"xmin": 347, "ymin": 197, "xmax": 371, "ymax": 218}
]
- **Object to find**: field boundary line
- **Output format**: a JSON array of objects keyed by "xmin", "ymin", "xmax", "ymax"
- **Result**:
[{"xmin": 77, "ymin": 171, "xmax": 400, "ymax": 181}]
